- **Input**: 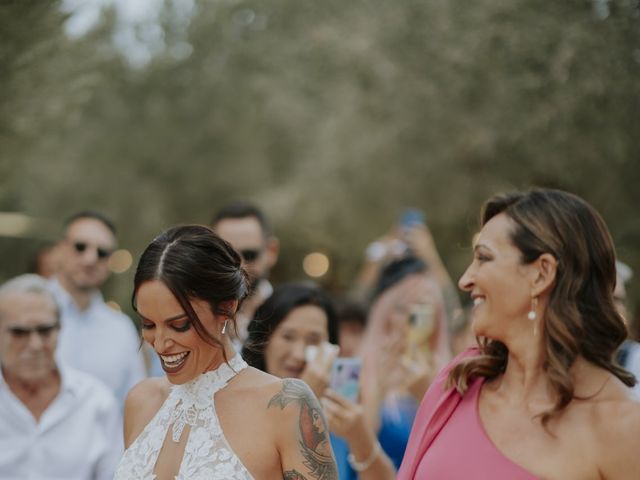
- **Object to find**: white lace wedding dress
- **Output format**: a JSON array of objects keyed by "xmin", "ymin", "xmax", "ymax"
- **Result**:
[{"xmin": 114, "ymin": 355, "xmax": 254, "ymax": 480}]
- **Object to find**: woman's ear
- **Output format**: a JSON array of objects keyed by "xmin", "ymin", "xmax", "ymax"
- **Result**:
[
  {"xmin": 219, "ymin": 299, "xmax": 239, "ymax": 317},
  {"xmin": 531, "ymin": 253, "xmax": 557, "ymax": 297}
]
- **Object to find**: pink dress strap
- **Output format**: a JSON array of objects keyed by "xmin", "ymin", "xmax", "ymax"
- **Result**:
[
  {"xmin": 397, "ymin": 348, "xmax": 479, "ymax": 480},
  {"xmin": 397, "ymin": 347, "xmax": 538, "ymax": 479}
]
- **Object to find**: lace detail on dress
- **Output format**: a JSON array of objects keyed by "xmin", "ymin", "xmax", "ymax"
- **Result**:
[{"xmin": 114, "ymin": 355, "xmax": 254, "ymax": 480}]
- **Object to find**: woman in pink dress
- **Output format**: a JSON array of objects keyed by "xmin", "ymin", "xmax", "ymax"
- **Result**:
[{"xmin": 398, "ymin": 188, "xmax": 640, "ymax": 479}]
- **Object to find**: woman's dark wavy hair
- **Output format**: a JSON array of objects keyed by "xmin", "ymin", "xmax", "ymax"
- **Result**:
[
  {"xmin": 242, "ymin": 282, "xmax": 339, "ymax": 373},
  {"xmin": 448, "ymin": 188, "xmax": 635, "ymax": 426},
  {"xmin": 132, "ymin": 225, "xmax": 249, "ymax": 363}
]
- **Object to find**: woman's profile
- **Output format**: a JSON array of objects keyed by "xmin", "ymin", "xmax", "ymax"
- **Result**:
[
  {"xmin": 113, "ymin": 225, "xmax": 337, "ymax": 480},
  {"xmin": 398, "ymin": 188, "xmax": 640, "ymax": 479}
]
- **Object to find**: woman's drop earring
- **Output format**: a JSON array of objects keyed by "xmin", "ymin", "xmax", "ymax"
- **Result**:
[
  {"xmin": 527, "ymin": 297, "xmax": 538, "ymax": 321},
  {"xmin": 221, "ymin": 319, "xmax": 228, "ymax": 335}
]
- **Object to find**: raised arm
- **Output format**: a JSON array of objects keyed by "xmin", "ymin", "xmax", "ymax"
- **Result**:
[
  {"xmin": 268, "ymin": 379, "xmax": 338, "ymax": 480},
  {"xmin": 322, "ymin": 389, "xmax": 396, "ymax": 480}
]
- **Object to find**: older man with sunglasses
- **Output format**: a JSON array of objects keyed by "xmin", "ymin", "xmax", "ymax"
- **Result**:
[
  {"xmin": 0, "ymin": 274, "xmax": 122, "ymax": 479},
  {"xmin": 50, "ymin": 211, "xmax": 145, "ymax": 405}
]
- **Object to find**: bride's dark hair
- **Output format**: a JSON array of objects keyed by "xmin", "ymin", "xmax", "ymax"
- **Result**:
[{"xmin": 132, "ymin": 225, "xmax": 249, "ymax": 362}]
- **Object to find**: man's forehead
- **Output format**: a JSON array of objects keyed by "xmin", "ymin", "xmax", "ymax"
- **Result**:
[
  {"xmin": 215, "ymin": 217, "xmax": 266, "ymax": 247},
  {"xmin": 0, "ymin": 292, "xmax": 57, "ymax": 324},
  {"xmin": 66, "ymin": 218, "xmax": 116, "ymax": 244}
]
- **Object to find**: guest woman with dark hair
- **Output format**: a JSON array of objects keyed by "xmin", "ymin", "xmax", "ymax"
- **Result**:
[
  {"xmin": 243, "ymin": 283, "xmax": 396, "ymax": 480},
  {"xmin": 114, "ymin": 225, "xmax": 337, "ymax": 480},
  {"xmin": 398, "ymin": 189, "xmax": 640, "ymax": 479},
  {"xmin": 243, "ymin": 282, "xmax": 339, "ymax": 393}
]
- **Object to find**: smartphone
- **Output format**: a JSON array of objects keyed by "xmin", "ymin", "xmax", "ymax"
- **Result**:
[
  {"xmin": 330, "ymin": 357, "xmax": 361, "ymax": 403},
  {"xmin": 400, "ymin": 208, "xmax": 426, "ymax": 229},
  {"xmin": 407, "ymin": 302, "xmax": 435, "ymax": 349}
]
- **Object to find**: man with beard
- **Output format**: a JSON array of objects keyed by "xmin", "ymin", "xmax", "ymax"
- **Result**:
[
  {"xmin": 212, "ymin": 201, "xmax": 279, "ymax": 347},
  {"xmin": 50, "ymin": 212, "xmax": 145, "ymax": 405},
  {"xmin": 0, "ymin": 274, "xmax": 121, "ymax": 479}
]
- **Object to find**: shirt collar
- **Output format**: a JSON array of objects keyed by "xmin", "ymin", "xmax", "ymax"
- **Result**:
[{"xmin": 56, "ymin": 362, "xmax": 81, "ymax": 397}]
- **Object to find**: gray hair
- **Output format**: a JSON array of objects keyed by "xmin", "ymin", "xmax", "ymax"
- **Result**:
[{"xmin": 0, "ymin": 274, "xmax": 60, "ymax": 321}]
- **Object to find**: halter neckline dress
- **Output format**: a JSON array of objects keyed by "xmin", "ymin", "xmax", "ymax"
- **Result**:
[{"xmin": 114, "ymin": 355, "xmax": 254, "ymax": 480}]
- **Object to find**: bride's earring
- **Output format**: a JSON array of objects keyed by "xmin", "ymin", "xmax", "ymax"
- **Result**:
[{"xmin": 221, "ymin": 319, "xmax": 228, "ymax": 335}]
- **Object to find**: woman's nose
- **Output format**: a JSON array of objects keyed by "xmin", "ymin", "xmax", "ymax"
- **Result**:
[
  {"xmin": 153, "ymin": 328, "xmax": 174, "ymax": 352},
  {"xmin": 291, "ymin": 340, "xmax": 307, "ymax": 362},
  {"xmin": 458, "ymin": 265, "xmax": 474, "ymax": 292}
]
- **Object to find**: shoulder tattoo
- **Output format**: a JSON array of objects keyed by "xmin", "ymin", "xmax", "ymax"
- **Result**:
[
  {"xmin": 283, "ymin": 469, "xmax": 308, "ymax": 479},
  {"xmin": 269, "ymin": 379, "xmax": 338, "ymax": 480}
]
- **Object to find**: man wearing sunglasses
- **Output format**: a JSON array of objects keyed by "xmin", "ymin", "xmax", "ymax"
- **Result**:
[
  {"xmin": 0, "ymin": 274, "xmax": 121, "ymax": 479},
  {"xmin": 50, "ymin": 211, "xmax": 146, "ymax": 406},
  {"xmin": 212, "ymin": 201, "xmax": 279, "ymax": 346}
]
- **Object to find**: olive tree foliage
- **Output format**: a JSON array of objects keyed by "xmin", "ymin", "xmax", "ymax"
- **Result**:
[{"xmin": 1, "ymin": 0, "xmax": 639, "ymax": 310}]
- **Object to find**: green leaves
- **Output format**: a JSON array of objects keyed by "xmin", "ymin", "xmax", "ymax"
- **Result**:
[{"xmin": 1, "ymin": 0, "xmax": 639, "ymax": 314}]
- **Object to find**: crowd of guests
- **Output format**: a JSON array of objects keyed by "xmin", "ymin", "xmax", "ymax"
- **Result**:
[{"xmin": 1, "ymin": 188, "xmax": 639, "ymax": 479}]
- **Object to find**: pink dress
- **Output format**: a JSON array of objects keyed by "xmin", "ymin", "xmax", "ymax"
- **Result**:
[{"xmin": 398, "ymin": 349, "xmax": 538, "ymax": 479}]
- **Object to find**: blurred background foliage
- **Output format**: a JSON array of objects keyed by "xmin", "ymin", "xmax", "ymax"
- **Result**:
[{"xmin": 1, "ymin": 0, "xmax": 639, "ymax": 322}]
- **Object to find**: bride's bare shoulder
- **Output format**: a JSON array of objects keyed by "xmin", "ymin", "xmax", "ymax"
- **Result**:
[
  {"xmin": 231, "ymin": 366, "xmax": 287, "ymax": 397},
  {"xmin": 228, "ymin": 368, "xmax": 318, "ymax": 415},
  {"xmin": 123, "ymin": 377, "xmax": 171, "ymax": 447}
]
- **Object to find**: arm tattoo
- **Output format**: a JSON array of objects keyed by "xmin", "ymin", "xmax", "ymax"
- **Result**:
[
  {"xmin": 283, "ymin": 470, "xmax": 308, "ymax": 480},
  {"xmin": 269, "ymin": 379, "xmax": 338, "ymax": 480}
]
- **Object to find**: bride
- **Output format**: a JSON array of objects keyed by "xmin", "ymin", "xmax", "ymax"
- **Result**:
[{"xmin": 114, "ymin": 225, "xmax": 337, "ymax": 480}]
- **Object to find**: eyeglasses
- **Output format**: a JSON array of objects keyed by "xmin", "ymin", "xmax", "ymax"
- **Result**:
[
  {"xmin": 6, "ymin": 323, "xmax": 60, "ymax": 340},
  {"xmin": 72, "ymin": 241, "xmax": 113, "ymax": 260},
  {"xmin": 239, "ymin": 248, "xmax": 263, "ymax": 262}
]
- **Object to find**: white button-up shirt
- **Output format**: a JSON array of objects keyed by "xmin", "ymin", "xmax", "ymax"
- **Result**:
[
  {"xmin": 50, "ymin": 278, "xmax": 146, "ymax": 406},
  {"xmin": 0, "ymin": 363, "xmax": 123, "ymax": 480}
]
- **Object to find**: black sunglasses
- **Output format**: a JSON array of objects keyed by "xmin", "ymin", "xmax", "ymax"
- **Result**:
[
  {"xmin": 239, "ymin": 248, "xmax": 263, "ymax": 262},
  {"xmin": 72, "ymin": 241, "xmax": 113, "ymax": 260},
  {"xmin": 7, "ymin": 323, "xmax": 60, "ymax": 339}
]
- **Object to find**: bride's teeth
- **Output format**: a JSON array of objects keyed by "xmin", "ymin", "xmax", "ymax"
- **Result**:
[
  {"xmin": 473, "ymin": 297, "xmax": 484, "ymax": 306},
  {"xmin": 161, "ymin": 352, "xmax": 188, "ymax": 364}
]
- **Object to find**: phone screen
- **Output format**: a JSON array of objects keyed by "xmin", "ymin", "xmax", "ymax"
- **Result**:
[
  {"xmin": 330, "ymin": 358, "xmax": 361, "ymax": 403},
  {"xmin": 407, "ymin": 303, "xmax": 435, "ymax": 350},
  {"xmin": 400, "ymin": 208, "xmax": 426, "ymax": 229}
]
